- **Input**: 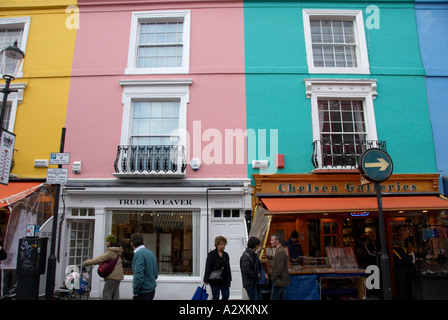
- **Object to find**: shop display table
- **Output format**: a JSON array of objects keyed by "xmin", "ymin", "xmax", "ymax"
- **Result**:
[{"xmin": 286, "ymin": 268, "xmax": 366, "ymax": 300}]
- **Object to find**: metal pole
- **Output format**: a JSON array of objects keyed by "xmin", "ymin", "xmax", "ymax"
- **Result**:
[
  {"xmin": 375, "ymin": 182, "xmax": 392, "ymax": 300},
  {"xmin": 45, "ymin": 127, "xmax": 66, "ymax": 300},
  {"xmin": 0, "ymin": 77, "xmax": 12, "ymax": 129}
]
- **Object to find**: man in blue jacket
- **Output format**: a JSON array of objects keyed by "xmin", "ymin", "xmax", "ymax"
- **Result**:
[{"xmin": 130, "ymin": 233, "xmax": 158, "ymax": 300}]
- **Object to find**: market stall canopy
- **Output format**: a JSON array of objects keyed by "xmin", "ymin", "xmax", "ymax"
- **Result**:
[
  {"xmin": 0, "ymin": 182, "xmax": 43, "ymax": 207},
  {"xmin": 261, "ymin": 196, "xmax": 448, "ymax": 214}
]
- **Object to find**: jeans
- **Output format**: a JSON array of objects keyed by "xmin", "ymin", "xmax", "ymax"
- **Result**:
[
  {"xmin": 102, "ymin": 279, "xmax": 120, "ymax": 300},
  {"xmin": 210, "ymin": 283, "xmax": 230, "ymax": 300},
  {"xmin": 133, "ymin": 290, "xmax": 155, "ymax": 300},
  {"xmin": 245, "ymin": 282, "xmax": 262, "ymax": 300},
  {"xmin": 271, "ymin": 285, "xmax": 286, "ymax": 300}
]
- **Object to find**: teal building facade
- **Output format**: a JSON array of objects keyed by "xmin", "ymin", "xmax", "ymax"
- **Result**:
[{"xmin": 244, "ymin": 0, "xmax": 437, "ymax": 179}]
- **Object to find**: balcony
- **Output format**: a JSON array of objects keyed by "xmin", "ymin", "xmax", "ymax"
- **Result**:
[
  {"xmin": 114, "ymin": 145, "xmax": 187, "ymax": 178},
  {"xmin": 312, "ymin": 139, "xmax": 387, "ymax": 170}
]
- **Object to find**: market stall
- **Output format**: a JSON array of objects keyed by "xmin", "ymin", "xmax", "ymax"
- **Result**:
[
  {"xmin": 262, "ymin": 246, "xmax": 366, "ymax": 300},
  {"xmin": 395, "ymin": 223, "xmax": 448, "ymax": 300}
]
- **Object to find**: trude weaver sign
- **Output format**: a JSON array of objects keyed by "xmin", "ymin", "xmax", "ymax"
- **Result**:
[{"xmin": 0, "ymin": 129, "xmax": 15, "ymax": 185}]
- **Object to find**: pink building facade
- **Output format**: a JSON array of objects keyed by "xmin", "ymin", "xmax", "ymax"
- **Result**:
[{"xmin": 59, "ymin": 0, "xmax": 251, "ymax": 299}]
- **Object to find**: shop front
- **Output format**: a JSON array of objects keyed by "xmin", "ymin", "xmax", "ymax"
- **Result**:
[
  {"xmin": 0, "ymin": 181, "xmax": 54, "ymax": 299},
  {"xmin": 56, "ymin": 179, "xmax": 251, "ymax": 300},
  {"xmin": 252, "ymin": 173, "xmax": 448, "ymax": 299}
]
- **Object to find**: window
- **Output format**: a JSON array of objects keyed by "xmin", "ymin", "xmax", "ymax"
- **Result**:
[
  {"xmin": 305, "ymin": 79, "xmax": 378, "ymax": 169},
  {"xmin": 110, "ymin": 210, "xmax": 199, "ymax": 276},
  {"xmin": 303, "ymin": 10, "xmax": 369, "ymax": 74},
  {"xmin": 126, "ymin": 11, "xmax": 190, "ymax": 75},
  {"xmin": 71, "ymin": 208, "xmax": 95, "ymax": 217},
  {"xmin": 322, "ymin": 220, "xmax": 341, "ymax": 248},
  {"xmin": 318, "ymin": 99, "xmax": 367, "ymax": 166},
  {"xmin": 116, "ymin": 80, "xmax": 191, "ymax": 176},
  {"xmin": 213, "ymin": 209, "xmax": 241, "ymax": 218},
  {"xmin": 1, "ymin": 102, "xmax": 11, "ymax": 130},
  {"xmin": 0, "ymin": 82, "xmax": 26, "ymax": 133},
  {"xmin": 0, "ymin": 17, "xmax": 30, "ymax": 78},
  {"xmin": 131, "ymin": 101, "xmax": 180, "ymax": 146}
]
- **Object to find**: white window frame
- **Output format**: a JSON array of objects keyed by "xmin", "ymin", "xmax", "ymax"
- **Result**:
[
  {"xmin": 303, "ymin": 9, "xmax": 370, "ymax": 74},
  {"xmin": 0, "ymin": 82, "xmax": 27, "ymax": 132},
  {"xmin": 305, "ymin": 78, "xmax": 378, "ymax": 169},
  {"xmin": 0, "ymin": 17, "xmax": 31, "ymax": 79},
  {"xmin": 119, "ymin": 79, "xmax": 192, "ymax": 149},
  {"xmin": 126, "ymin": 10, "xmax": 191, "ymax": 75}
]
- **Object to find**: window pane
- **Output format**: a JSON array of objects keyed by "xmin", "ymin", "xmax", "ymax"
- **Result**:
[
  {"xmin": 137, "ymin": 21, "xmax": 184, "ymax": 69},
  {"xmin": 318, "ymin": 99, "xmax": 366, "ymax": 166},
  {"xmin": 0, "ymin": 27, "xmax": 24, "ymax": 70},
  {"xmin": 310, "ymin": 19, "xmax": 357, "ymax": 68},
  {"xmin": 131, "ymin": 101, "xmax": 180, "ymax": 146}
]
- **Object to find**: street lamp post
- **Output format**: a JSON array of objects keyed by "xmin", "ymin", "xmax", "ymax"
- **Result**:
[
  {"xmin": 1, "ymin": 41, "xmax": 25, "ymax": 127},
  {"xmin": 0, "ymin": 42, "xmax": 24, "ymax": 185}
]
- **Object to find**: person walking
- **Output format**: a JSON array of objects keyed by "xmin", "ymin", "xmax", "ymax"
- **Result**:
[
  {"xmin": 82, "ymin": 234, "xmax": 124, "ymax": 300},
  {"xmin": 270, "ymin": 233, "xmax": 290, "ymax": 300},
  {"xmin": 204, "ymin": 236, "xmax": 232, "ymax": 300},
  {"xmin": 240, "ymin": 236, "xmax": 265, "ymax": 300},
  {"xmin": 130, "ymin": 233, "xmax": 158, "ymax": 300}
]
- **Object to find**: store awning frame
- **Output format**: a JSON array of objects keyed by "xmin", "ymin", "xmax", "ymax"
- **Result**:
[
  {"xmin": 0, "ymin": 182, "xmax": 44, "ymax": 208},
  {"xmin": 261, "ymin": 195, "xmax": 448, "ymax": 214}
]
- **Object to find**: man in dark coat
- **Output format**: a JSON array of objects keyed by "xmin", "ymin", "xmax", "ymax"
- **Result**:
[
  {"xmin": 240, "ymin": 237, "xmax": 265, "ymax": 300},
  {"xmin": 284, "ymin": 231, "xmax": 303, "ymax": 263}
]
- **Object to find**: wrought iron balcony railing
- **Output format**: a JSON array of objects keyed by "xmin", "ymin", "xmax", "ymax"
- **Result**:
[
  {"xmin": 114, "ymin": 145, "xmax": 187, "ymax": 176},
  {"xmin": 312, "ymin": 139, "xmax": 387, "ymax": 169}
]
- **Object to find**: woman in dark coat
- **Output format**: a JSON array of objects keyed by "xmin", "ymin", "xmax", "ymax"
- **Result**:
[{"xmin": 204, "ymin": 236, "xmax": 232, "ymax": 300}]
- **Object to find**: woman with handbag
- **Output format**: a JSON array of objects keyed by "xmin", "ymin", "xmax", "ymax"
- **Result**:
[
  {"xmin": 204, "ymin": 236, "xmax": 232, "ymax": 300},
  {"xmin": 83, "ymin": 234, "xmax": 124, "ymax": 300}
]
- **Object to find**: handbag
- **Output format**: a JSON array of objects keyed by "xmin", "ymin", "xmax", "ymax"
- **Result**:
[
  {"xmin": 97, "ymin": 254, "xmax": 119, "ymax": 278},
  {"xmin": 258, "ymin": 266, "xmax": 267, "ymax": 285},
  {"xmin": 192, "ymin": 284, "xmax": 209, "ymax": 300},
  {"xmin": 209, "ymin": 268, "xmax": 223, "ymax": 281}
]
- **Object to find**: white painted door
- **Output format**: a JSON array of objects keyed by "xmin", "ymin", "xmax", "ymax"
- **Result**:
[{"xmin": 210, "ymin": 209, "xmax": 247, "ymax": 299}]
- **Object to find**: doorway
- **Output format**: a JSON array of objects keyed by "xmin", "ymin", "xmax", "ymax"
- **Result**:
[
  {"xmin": 65, "ymin": 219, "xmax": 95, "ymax": 270},
  {"xmin": 210, "ymin": 209, "xmax": 247, "ymax": 299}
]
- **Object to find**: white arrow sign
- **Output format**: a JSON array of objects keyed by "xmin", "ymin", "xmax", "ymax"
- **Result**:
[{"xmin": 364, "ymin": 158, "xmax": 390, "ymax": 171}]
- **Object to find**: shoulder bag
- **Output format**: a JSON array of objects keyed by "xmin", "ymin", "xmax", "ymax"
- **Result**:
[{"xmin": 97, "ymin": 253, "xmax": 119, "ymax": 278}]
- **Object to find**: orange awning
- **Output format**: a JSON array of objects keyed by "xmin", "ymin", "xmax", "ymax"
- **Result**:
[
  {"xmin": 0, "ymin": 182, "xmax": 43, "ymax": 208},
  {"xmin": 261, "ymin": 196, "xmax": 448, "ymax": 214}
]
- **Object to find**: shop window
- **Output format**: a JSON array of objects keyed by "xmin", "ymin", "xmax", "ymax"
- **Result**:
[
  {"xmin": 213, "ymin": 209, "xmax": 240, "ymax": 218},
  {"xmin": 110, "ymin": 210, "xmax": 198, "ymax": 276}
]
